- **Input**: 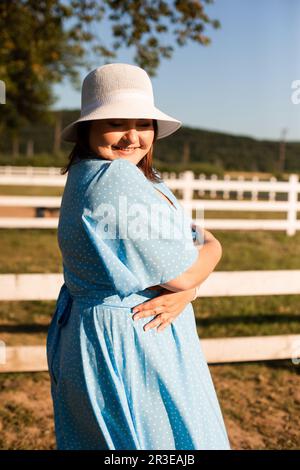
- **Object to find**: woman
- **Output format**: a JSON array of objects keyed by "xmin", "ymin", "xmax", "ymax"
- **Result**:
[{"xmin": 46, "ymin": 63, "xmax": 231, "ymax": 450}]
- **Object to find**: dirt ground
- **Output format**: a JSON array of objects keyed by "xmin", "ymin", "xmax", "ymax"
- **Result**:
[
  {"xmin": 0, "ymin": 214, "xmax": 299, "ymax": 449},
  {"xmin": 0, "ymin": 360, "xmax": 299, "ymax": 450}
]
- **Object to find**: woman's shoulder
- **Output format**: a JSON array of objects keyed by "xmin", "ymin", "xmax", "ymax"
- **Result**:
[
  {"xmin": 75, "ymin": 156, "xmax": 141, "ymax": 173},
  {"xmin": 70, "ymin": 158, "xmax": 166, "ymax": 197},
  {"xmin": 93, "ymin": 158, "xmax": 146, "ymax": 183},
  {"xmin": 77, "ymin": 157, "xmax": 155, "ymax": 201},
  {"xmin": 70, "ymin": 156, "xmax": 140, "ymax": 181}
]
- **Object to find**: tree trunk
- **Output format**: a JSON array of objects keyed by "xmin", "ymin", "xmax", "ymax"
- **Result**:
[
  {"xmin": 53, "ymin": 112, "xmax": 62, "ymax": 154},
  {"xmin": 26, "ymin": 139, "xmax": 34, "ymax": 157},
  {"xmin": 12, "ymin": 135, "xmax": 19, "ymax": 157}
]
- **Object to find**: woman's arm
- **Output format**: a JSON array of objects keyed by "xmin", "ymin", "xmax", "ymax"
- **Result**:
[
  {"xmin": 159, "ymin": 229, "xmax": 222, "ymax": 292},
  {"xmin": 132, "ymin": 228, "xmax": 221, "ymax": 332}
]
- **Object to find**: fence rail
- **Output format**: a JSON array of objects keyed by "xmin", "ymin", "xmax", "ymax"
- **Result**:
[
  {"xmin": 0, "ymin": 169, "xmax": 299, "ymax": 234},
  {"xmin": 1, "ymin": 335, "xmax": 300, "ymax": 372},
  {"xmin": 1, "ymin": 167, "xmax": 299, "ymax": 371},
  {"xmin": 1, "ymin": 271, "xmax": 300, "ymax": 300},
  {"xmin": 0, "ymin": 271, "xmax": 299, "ymax": 371},
  {"xmin": 0, "ymin": 166, "xmax": 62, "ymax": 176}
]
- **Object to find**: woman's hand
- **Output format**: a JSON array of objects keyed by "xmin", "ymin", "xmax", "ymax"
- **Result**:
[{"xmin": 132, "ymin": 288, "xmax": 196, "ymax": 333}]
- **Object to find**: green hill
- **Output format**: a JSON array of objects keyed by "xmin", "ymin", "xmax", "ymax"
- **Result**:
[{"xmin": 0, "ymin": 109, "xmax": 299, "ymax": 175}]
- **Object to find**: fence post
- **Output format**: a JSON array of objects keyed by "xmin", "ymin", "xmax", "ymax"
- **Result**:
[
  {"xmin": 223, "ymin": 175, "xmax": 230, "ymax": 199},
  {"xmin": 269, "ymin": 176, "xmax": 277, "ymax": 202},
  {"xmin": 210, "ymin": 174, "xmax": 217, "ymax": 198},
  {"xmin": 252, "ymin": 176, "xmax": 258, "ymax": 201},
  {"xmin": 237, "ymin": 175, "xmax": 244, "ymax": 200},
  {"xmin": 182, "ymin": 171, "xmax": 194, "ymax": 219},
  {"xmin": 199, "ymin": 174, "xmax": 206, "ymax": 197},
  {"xmin": 287, "ymin": 174, "xmax": 299, "ymax": 236}
]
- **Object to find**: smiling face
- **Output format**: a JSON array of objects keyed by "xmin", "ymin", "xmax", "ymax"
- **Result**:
[{"xmin": 88, "ymin": 118, "xmax": 155, "ymax": 165}]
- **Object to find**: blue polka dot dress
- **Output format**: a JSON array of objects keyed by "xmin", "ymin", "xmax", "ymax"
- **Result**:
[{"xmin": 46, "ymin": 157, "xmax": 231, "ymax": 450}]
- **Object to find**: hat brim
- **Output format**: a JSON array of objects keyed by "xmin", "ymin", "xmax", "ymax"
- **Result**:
[{"xmin": 60, "ymin": 104, "xmax": 182, "ymax": 142}]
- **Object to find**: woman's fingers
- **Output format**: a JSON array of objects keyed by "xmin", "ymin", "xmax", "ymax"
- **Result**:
[
  {"xmin": 133, "ymin": 305, "xmax": 165, "ymax": 321},
  {"xmin": 143, "ymin": 315, "xmax": 162, "ymax": 331},
  {"xmin": 132, "ymin": 289, "xmax": 193, "ymax": 333},
  {"xmin": 132, "ymin": 297, "xmax": 168, "ymax": 314},
  {"xmin": 157, "ymin": 320, "xmax": 171, "ymax": 333},
  {"xmin": 144, "ymin": 316, "xmax": 172, "ymax": 333},
  {"xmin": 131, "ymin": 290, "xmax": 185, "ymax": 331},
  {"xmin": 132, "ymin": 298, "xmax": 162, "ymax": 313}
]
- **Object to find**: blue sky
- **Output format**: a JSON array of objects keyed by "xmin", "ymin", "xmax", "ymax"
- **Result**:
[{"xmin": 52, "ymin": 0, "xmax": 300, "ymax": 142}]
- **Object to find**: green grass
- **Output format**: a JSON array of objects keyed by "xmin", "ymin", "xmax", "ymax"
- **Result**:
[
  {"xmin": 1, "ymin": 229, "xmax": 300, "ymax": 273},
  {"xmin": 194, "ymin": 295, "xmax": 300, "ymax": 338},
  {"xmin": 1, "ymin": 295, "xmax": 299, "ymax": 344},
  {"xmin": 216, "ymin": 231, "xmax": 300, "ymax": 270},
  {"xmin": 0, "ymin": 229, "xmax": 300, "ymax": 342},
  {"xmin": 0, "ymin": 229, "xmax": 62, "ymax": 273},
  {"xmin": 203, "ymin": 211, "xmax": 289, "ymax": 219},
  {"xmin": 0, "ymin": 221, "xmax": 299, "ymax": 449}
]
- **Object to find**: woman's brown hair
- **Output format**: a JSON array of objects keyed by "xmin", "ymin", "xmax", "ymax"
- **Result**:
[{"xmin": 60, "ymin": 119, "xmax": 161, "ymax": 182}]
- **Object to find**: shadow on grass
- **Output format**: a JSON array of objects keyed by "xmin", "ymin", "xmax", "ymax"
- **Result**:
[
  {"xmin": 264, "ymin": 359, "xmax": 300, "ymax": 373},
  {"xmin": 195, "ymin": 313, "xmax": 300, "ymax": 327}
]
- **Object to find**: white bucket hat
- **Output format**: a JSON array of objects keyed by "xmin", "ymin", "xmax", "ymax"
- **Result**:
[{"xmin": 61, "ymin": 63, "xmax": 182, "ymax": 142}]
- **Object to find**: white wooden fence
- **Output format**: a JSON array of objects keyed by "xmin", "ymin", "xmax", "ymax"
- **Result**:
[
  {"xmin": 0, "ymin": 169, "xmax": 299, "ymax": 234},
  {"xmin": 1, "ymin": 271, "xmax": 300, "ymax": 300},
  {"xmin": 0, "ymin": 166, "xmax": 62, "ymax": 175},
  {"xmin": 1, "ymin": 168, "xmax": 299, "ymax": 371},
  {"xmin": 1, "ymin": 271, "xmax": 300, "ymax": 372}
]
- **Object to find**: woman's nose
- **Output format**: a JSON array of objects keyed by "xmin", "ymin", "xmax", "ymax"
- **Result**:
[{"xmin": 122, "ymin": 128, "xmax": 139, "ymax": 144}]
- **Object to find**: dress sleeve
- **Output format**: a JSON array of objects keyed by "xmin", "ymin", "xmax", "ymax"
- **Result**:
[{"xmin": 81, "ymin": 158, "xmax": 198, "ymax": 297}]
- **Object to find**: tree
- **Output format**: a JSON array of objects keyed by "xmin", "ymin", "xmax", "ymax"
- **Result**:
[
  {"xmin": 0, "ymin": 0, "xmax": 88, "ymax": 138},
  {"xmin": 0, "ymin": 0, "xmax": 220, "ymax": 140}
]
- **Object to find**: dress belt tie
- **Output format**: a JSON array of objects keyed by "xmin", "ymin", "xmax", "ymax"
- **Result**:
[{"xmin": 55, "ymin": 283, "xmax": 73, "ymax": 327}]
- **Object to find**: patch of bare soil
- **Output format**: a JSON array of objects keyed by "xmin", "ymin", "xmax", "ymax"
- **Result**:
[
  {"xmin": 210, "ymin": 361, "xmax": 300, "ymax": 450},
  {"xmin": 0, "ymin": 360, "xmax": 299, "ymax": 450},
  {"xmin": 0, "ymin": 372, "xmax": 55, "ymax": 450}
]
